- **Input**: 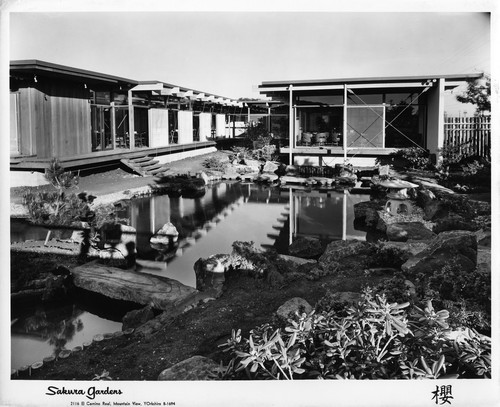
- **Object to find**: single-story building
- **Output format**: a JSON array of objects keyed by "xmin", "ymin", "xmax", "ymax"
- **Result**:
[
  {"xmin": 10, "ymin": 60, "xmax": 245, "ymax": 180},
  {"xmin": 256, "ymin": 73, "xmax": 483, "ymax": 167}
]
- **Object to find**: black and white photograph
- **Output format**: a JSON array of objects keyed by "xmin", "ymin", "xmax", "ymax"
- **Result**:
[{"xmin": 1, "ymin": 1, "xmax": 498, "ymax": 406}]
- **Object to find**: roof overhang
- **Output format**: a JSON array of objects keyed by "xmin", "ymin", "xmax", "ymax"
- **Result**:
[
  {"xmin": 10, "ymin": 59, "xmax": 137, "ymax": 86},
  {"xmin": 258, "ymin": 73, "xmax": 483, "ymax": 95}
]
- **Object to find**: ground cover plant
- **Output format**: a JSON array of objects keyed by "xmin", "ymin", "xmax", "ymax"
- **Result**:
[{"xmin": 219, "ymin": 288, "xmax": 491, "ymax": 380}]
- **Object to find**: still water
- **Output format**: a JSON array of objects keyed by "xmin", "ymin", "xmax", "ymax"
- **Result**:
[{"xmin": 11, "ymin": 182, "xmax": 369, "ymax": 371}]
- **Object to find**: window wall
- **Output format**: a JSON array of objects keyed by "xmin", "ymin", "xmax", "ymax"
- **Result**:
[{"xmin": 268, "ymin": 88, "xmax": 427, "ymax": 149}]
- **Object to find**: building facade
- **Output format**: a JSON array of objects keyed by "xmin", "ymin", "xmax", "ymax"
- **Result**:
[{"xmin": 257, "ymin": 74, "xmax": 482, "ymax": 167}]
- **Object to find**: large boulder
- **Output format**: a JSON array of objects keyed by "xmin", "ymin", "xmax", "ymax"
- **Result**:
[
  {"xmin": 402, "ymin": 230, "xmax": 477, "ymax": 275},
  {"xmin": 158, "ymin": 356, "xmax": 219, "ymax": 380},
  {"xmin": 122, "ymin": 305, "xmax": 155, "ymax": 331},
  {"xmin": 319, "ymin": 240, "xmax": 374, "ymax": 275},
  {"xmin": 276, "ymin": 297, "xmax": 313, "ymax": 320},
  {"xmin": 432, "ymin": 214, "xmax": 478, "ymax": 234},
  {"xmin": 386, "ymin": 222, "xmax": 436, "ymax": 242},
  {"xmin": 288, "ymin": 236, "xmax": 324, "ymax": 259},
  {"xmin": 224, "ymin": 241, "xmax": 284, "ymax": 287}
]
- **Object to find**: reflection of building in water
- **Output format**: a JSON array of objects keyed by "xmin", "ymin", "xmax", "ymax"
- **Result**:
[
  {"xmin": 123, "ymin": 183, "xmax": 369, "ymax": 286},
  {"xmin": 279, "ymin": 188, "xmax": 368, "ymax": 245}
]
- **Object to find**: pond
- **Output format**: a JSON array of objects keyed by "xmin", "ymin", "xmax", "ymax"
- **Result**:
[
  {"xmin": 11, "ymin": 182, "xmax": 370, "ymax": 372},
  {"xmin": 119, "ymin": 182, "xmax": 369, "ymax": 287}
]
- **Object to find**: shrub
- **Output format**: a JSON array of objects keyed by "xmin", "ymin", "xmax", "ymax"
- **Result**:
[
  {"xmin": 219, "ymin": 289, "xmax": 491, "ymax": 380},
  {"xmin": 390, "ymin": 147, "xmax": 434, "ymax": 170},
  {"xmin": 202, "ymin": 156, "xmax": 229, "ymax": 173}
]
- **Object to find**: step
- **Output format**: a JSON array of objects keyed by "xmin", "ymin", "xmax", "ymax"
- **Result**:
[
  {"xmin": 141, "ymin": 161, "xmax": 162, "ymax": 171},
  {"xmin": 129, "ymin": 156, "xmax": 151, "ymax": 164},
  {"xmin": 140, "ymin": 159, "xmax": 160, "ymax": 168},
  {"xmin": 148, "ymin": 166, "xmax": 168, "ymax": 176}
]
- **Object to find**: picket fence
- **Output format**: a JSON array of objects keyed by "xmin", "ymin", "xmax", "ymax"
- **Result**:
[{"xmin": 444, "ymin": 116, "xmax": 491, "ymax": 159}]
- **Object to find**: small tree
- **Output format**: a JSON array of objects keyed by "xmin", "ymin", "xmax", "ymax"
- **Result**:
[
  {"xmin": 25, "ymin": 158, "xmax": 79, "ymax": 245},
  {"xmin": 456, "ymin": 74, "xmax": 491, "ymax": 115}
]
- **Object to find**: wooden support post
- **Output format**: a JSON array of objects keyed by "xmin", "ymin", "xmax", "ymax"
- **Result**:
[
  {"xmin": 288, "ymin": 85, "xmax": 293, "ymax": 165},
  {"xmin": 343, "ymin": 84, "xmax": 348, "ymax": 163},
  {"xmin": 128, "ymin": 90, "xmax": 135, "ymax": 149}
]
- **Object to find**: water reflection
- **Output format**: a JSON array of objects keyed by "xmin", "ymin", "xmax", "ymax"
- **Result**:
[{"xmin": 123, "ymin": 183, "xmax": 369, "ymax": 287}]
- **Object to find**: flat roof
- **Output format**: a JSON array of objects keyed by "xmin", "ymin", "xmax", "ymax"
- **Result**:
[
  {"xmin": 258, "ymin": 73, "xmax": 483, "ymax": 89},
  {"xmin": 10, "ymin": 60, "xmax": 239, "ymax": 103},
  {"xmin": 10, "ymin": 59, "xmax": 138, "ymax": 85}
]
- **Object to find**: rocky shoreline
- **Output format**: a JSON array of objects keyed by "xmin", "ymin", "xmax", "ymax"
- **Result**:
[{"xmin": 10, "ymin": 157, "xmax": 492, "ymax": 381}]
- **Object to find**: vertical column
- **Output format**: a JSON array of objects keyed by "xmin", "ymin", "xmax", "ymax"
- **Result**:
[
  {"xmin": 128, "ymin": 90, "xmax": 135, "ymax": 149},
  {"xmin": 426, "ymin": 78, "xmax": 444, "ymax": 163},
  {"xmin": 288, "ymin": 85, "xmax": 293, "ymax": 165},
  {"xmin": 343, "ymin": 84, "xmax": 347, "ymax": 162},
  {"xmin": 110, "ymin": 101, "xmax": 116, "ymax": 150}
]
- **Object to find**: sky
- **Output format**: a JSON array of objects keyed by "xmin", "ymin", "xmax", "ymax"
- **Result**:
[{"xmin": 8, "ymin": 11, "xmax": 491, "ymax": 113}]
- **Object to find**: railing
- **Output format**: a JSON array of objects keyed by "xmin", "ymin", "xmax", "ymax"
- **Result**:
[{"xmin": 444, "ymin": 116, "xmax": 491, "ymax": 159}]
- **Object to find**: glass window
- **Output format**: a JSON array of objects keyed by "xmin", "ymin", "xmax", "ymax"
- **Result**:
[
  {"xmin": 297, "ymin": 94, "xmax": 343, "ymax": 105},
  {"xmin": 347, "ymin": 91, "xmax": 383, "ymax": 105},
  {"xmin": 385, "ymin": 92, "xmax": 419, "ymax": 106}
]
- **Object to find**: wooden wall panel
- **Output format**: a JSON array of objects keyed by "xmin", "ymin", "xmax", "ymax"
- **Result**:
[
  {"xmin": 33, "ymin": 86, "xmax": 52, "ymax": 158},
  {"xmin": 50, "ymin": 82, "xmax": 92, "ymax": 158},
  {"xmin": 178, "ymin": 110, "xmax": 193, "ymax": 144},
  {"xmin": 148, "ymin": 109, "xmax": 169, "ymax": 147},
  {"xmin": 199, "ymin": 112, "xmax": 211, "ymax": 142},
  {"xmin": 10, "ymin": 92, "xmax": 20, "ymax": 155},
  {"xmin": 215, "ymin": 114, "xmax": 226, "ymax": 138}
]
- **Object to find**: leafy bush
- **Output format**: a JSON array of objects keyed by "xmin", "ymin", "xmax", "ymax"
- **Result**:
[
  {"xmin": 219, "ymin": 289, "xmax": 491, "ymax": 380},
  {"xmin": 202, "ymin": 156, "xmax": 229, "ymax": 173},
  {"xmin": 245, "ymin": 121, "xmax": 269, "ymax": 141},
  {"xmin": 390, "ymin": 147, "xmax": 433, "ymax": 170}
]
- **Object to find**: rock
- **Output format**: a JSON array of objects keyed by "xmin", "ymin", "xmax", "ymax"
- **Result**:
[
  {"xmin": 158, "ymin": 356, "xmax": 219, "ymax": 380},
  {"xmin": 288, "ymin": 236, "xmax": 324, "ymax": 259},
  {"xmin": 256, "ymin": 173, "xmax": 279, "ymax": 183},
  {"xmin": 243, "ymin": 159, "xmax": 261, "ymax": 172},
  {"xmin": 193, "ymin": 256, "xmax": 226, "ymax": 298},
  {"xmin": 262, "ymin": 161, "xmax": 279, "ymax": 173},
  {"xmin": 276, "ymin": 297, "xmax": 313, "ymax": 320},
  {"xmin": 319, "ymin": 240, "xmax": 374, "ymax": 275},
  {"xmin": 432, "ymin": 214, "xmax": 478, "ymax": 234},
  {"xmin": 386, "ymin": 222, "xmax": 436, "ymax": 242},
  {"xmin": 122, "ymin": 305, "xmax": 155, "ymax": 331},
  {"xmin": 381, "ymin": 241, "xmax": 430, "ymax": 258},
  {"xmin": 422, "ymin": 199, "xmax": 449, "ymax": 221},
  {"xmin": 477, "ymin": 248, "xmax": 491, "ymax": 275},
  {"xmin": 71, "ymin": 261, "xmax": 197, "ymax": 311},
  {"xmin": 198, "ymin": 171, "xmax": 210, "ymax": 185},
  {"xmin": 353, "ymin": 200, "xmax": 384, "ymax": 229},
  {"xmin": 278, "ymin": 254, "xmax": 317, "ymax": 266},
  {"xmin": 151, "ymin": 222, "xmax": 179, "ymax": 243},
  {"xmin": 475, "ymin": 228, "xmax": 491, "ymax": 247},
  {"xmin": 402, "ymin": 230, "xmax": 477, "ymax": 275}
]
